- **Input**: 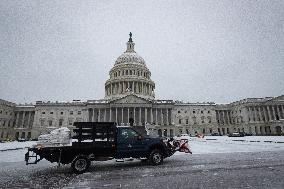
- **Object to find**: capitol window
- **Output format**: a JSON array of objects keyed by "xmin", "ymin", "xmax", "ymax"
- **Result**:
[
  {"xmin": 48, "ymin": 120, "xmax": 52, "ymax": 126},
  {"xmin": 179, "ymin": 119, "xmax": 182, "ymax": 124},
  {"xmin": 50, "ymin": 112, "xmax": 53, "ymax": 114},
  {"xmin": 193, "ymin": 111, "xmax": 195, "ymax": 114},
  {"xmin": 40, "ymin": 119, "xmax": 45, "ymax": 126},
  {"xmin": 70, "ymin": 111, "xmax": 73, "ymax": 115},
  {"xmin": 42, "ymin": 112, "xmax": 45, "ymax": 114},
  {"xmin": 59, "ymin": 119, "xmax": 63, "ymax": 126},
  {"xmin": 61, "ymin": 112, "xmax": 63, "ymax": 115},
  {"xmin": 78, "ymin": 111, "xmax": 81, "ymax": 115},
  {"xmin": 186, "ymin": 119, "xmax": 189, "ymax": 124}
]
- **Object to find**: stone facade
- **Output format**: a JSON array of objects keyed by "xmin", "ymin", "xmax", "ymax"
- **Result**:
[
  {"xmin": 0, "ymin": 34, "xmax": 283, "ymax": 140},
  {"xmin": 0, "ymin": 99, "xmax": 15, "ymax": 140}
]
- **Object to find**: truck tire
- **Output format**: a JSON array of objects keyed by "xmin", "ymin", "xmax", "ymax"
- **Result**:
[
  {"xmin": 148, "ymin": 149, "xmax": 163, "ymax": 165},
  {"xmin": 71, "ymin": 155, "xmax": 91, "ymax": 174}
]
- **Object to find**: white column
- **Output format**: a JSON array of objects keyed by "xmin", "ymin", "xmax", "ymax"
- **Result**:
[
  {"xmin": 127, "ymin": 108, "xmax": 130, "ymax": 125},
  {"xmin": 15, "ymin": 112, "xmax": 20, "ymax": 127},
  {"xmin": 92, "ymin": 109, "xmax": 95, "ymax": 122},
  {"xmin": 166, "ymin": 109, "xmax": 169, "ymax": 125},
  {"xmin": 104, "ymin": 109, "xmax": 106, "ymax": 122},
  {"xmin": 216, "ymin": 111, "xmax": 220, "ymax": 124},
  {"xmin": 272, "ymin": 106, "xmax": 276, "ymax": 120},
  {"xmin": 98, "ymin": 109, "xmax": 101, "ymax": 122},
  {"xmin": 122, "ymin": 108, "xmax": 124, "ymax": 124},
  {"xmin": 263, "ymin": 106, "xmax": 267, "ymax": 122},
  {"xmin": 110, "ymin": 83, "xmax": 113, "ymax": 95},
  {"xmin": 281, "ymin": 105, "xmax": 284, "ymax": 119},
  {"xmin": 145, "ymin": 108, "xmax": 147, "ymax": 124},
  {"xmin": 139, "ymin": 107, "xmax": 142, "ymax": 125},
  {"xmin": 122, "ymin": 82, "xmax": 125, "ymax": 93},
  {"xmin": 142, "ymin": 82, "xmax": 144, "ymax": 94},
  {"xmin": 226, "ymin": 111, "xmax": 230, "ymax": 124},
  {"xmin": 222, "ymin": 111, "xmax": 225, "ymax": 124},
  {"xmin": 253, "ymin": 107, "xmax": 257, "ymax": 122},
  {"xmin": 267, "ymin": 106, "xmax": 271, "ymax": 121},
  {"xmin": 109, "ymin": 108, "xmax": 112, "ymax": 122},
  {"xmin": 27, "ymin": 112, "xmax": 31, "ymax": 128},
  {"xmin": 276, "ymin": 105, "xmax": 281, "ymax": 119},
  {"xmin": 115, "ymin": 108, "xmax": 118, "ymax": 123},
  {"xmin": 156, "ymin": 108, "xmax": 158, "ymax": 124},
  {"xmin": 161, "ymin": 109, "xmax": 163, "ymax": 125},
  {"xmin": 133, "ymin": 107, "xmax": 136, "ymax": 125},
  {"xmin": 150, "ymin": 108, "xmax": 153, "ymax": 123},
  {"xmin": 247, "ymin": 107, "xmax": 251, "ymax": 122},
  {"xmin": 257, "ymin": 107, "xmax": 262, "ymax": 122}
]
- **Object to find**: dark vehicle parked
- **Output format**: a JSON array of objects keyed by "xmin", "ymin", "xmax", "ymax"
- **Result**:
[
  {"xmin": 211, "ymin": 132, "xmax": 220, "ymax": 136},
  {"xmin": 17, "ymin": 138, "xmax": 27, "ymax": 142},
  {"xmin": 228, "ymin": 132, "xmax": 245, "ymax": 137},
  {"xmin": 25, "ymin": 122, "xmax": 178, "ymax": 173}
]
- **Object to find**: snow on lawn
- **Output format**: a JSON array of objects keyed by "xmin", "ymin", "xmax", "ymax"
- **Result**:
[
  {"xmin": 0, "ymin": 137, "xmax": 283, "ymax": 163},
  {"xmin": 182, "ymin": 136, "xmax": 284, "ymax": 155},
  {"xmin": 0, "ymin": 141, "xmax": 36, "ymax": 151}
]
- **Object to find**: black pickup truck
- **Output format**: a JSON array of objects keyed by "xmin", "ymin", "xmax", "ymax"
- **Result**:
[{"xmin": 25, "ymin": 122, "xmax": 177, "ymax": 173}]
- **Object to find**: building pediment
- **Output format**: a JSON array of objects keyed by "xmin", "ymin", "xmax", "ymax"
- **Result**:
[{"xmin": 110, "ymin": 94, "xmax": 152, "ymax": 104}]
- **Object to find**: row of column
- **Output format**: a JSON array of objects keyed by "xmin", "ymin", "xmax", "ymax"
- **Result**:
[
  {"xmin": 216, "ymin": 110, "xmax": 232, "ymax": 125},
  {"xmin": 247, "ymin": 105, "xmax": 284, "ymax": 123},
  {"xmin": 14, "ymin": 111, "xmax": 34, "ymax": 128},
  {"xmin": 106, "ymin": 81, "xmax": 154, "ymax": 96},
  {"xmin": 90, "ymin": 107, "xmax": 171, "ymax": 126}
]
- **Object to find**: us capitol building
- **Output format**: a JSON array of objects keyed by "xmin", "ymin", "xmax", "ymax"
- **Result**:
[{"xmin": 1, "ymin": 34, "xmax": 284, "ymax": 140}]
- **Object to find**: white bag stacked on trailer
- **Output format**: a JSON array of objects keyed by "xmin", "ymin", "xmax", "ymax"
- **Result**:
[{"xmin": 37, "ymin": 127, "xmax": 72, "ymax": 147}]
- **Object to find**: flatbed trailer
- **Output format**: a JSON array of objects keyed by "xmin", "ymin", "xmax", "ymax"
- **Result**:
[{"xmin": 25, "ymin": 122, "xmax": 178, "ymax": 173}]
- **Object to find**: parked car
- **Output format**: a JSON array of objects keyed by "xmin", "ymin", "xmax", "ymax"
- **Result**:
[
  {"xmin": 17, "ymin": 138, "xmax": 27, "ymax": 142},
  {"xmin": 211, "ymin": 132, "xmax": 220, "ymax": 136},
  {"xmin": 228, "ymin": 132, "xmax": 245, "ymax": 137}
]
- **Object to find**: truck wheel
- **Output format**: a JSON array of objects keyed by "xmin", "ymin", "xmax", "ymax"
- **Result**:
[
  {"xmin": 148, "ymin": 149, "xmax": 163, "ymax": 165},
  {"xmin": 71, "ymin": 155, "xmax": 91, "ymax": 174}
]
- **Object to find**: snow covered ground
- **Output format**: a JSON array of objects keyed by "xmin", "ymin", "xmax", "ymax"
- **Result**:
[{"xmin": 0, "ymin": 136, "xmax": 283, "ymax": 163}]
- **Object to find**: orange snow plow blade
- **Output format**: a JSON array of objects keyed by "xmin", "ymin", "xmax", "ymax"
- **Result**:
[{"xmin": 177, "ymin": 139, "xmax": 192, "ymax": 154}]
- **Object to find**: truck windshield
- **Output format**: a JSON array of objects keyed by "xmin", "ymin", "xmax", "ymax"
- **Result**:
[{"xmin": 120, "ymin": 128, "xmax": 138, "ymax": 139}]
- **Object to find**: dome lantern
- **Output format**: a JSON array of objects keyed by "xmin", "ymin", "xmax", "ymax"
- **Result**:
[{"xmin": 126, "ymin": 32, "xmax": 135, "ymax": 53}]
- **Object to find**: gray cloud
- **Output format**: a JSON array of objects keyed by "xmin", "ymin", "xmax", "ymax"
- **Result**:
[{"xmin": 0, "ymin": 0, "xmax": 283, "ymax": 104}]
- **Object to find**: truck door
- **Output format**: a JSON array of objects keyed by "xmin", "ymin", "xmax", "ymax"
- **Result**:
[{"xmin": 117, "ymin": 128, "xmax": 146, "ymax": 158}]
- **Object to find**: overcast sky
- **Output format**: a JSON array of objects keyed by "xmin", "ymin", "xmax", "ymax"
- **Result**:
[{"xmin": 0, "ymin": 0, "xmax": 283, "ymax": 104}]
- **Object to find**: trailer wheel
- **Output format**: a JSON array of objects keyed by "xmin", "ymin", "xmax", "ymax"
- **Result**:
[
  {"xmin": 71, "ymin": 155, "xmax": 91, "ymax": 174},
  {"xmin": 148, "ymin": 149, "xmax": 163, "ymax": 166}
]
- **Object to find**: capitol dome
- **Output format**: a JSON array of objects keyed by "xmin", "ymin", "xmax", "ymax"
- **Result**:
[
  {"xmin": 105, "ymin": 33, "xmax": 155, "ymax": 100},
  {"xmin": 115, "ymin": 52, "xmax": 146, "ymax": 65}
]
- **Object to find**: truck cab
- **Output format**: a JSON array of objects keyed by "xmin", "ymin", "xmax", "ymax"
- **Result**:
[{"xmin": 116, "ymin": 126, "xmax": 168, "ymax": 159}]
